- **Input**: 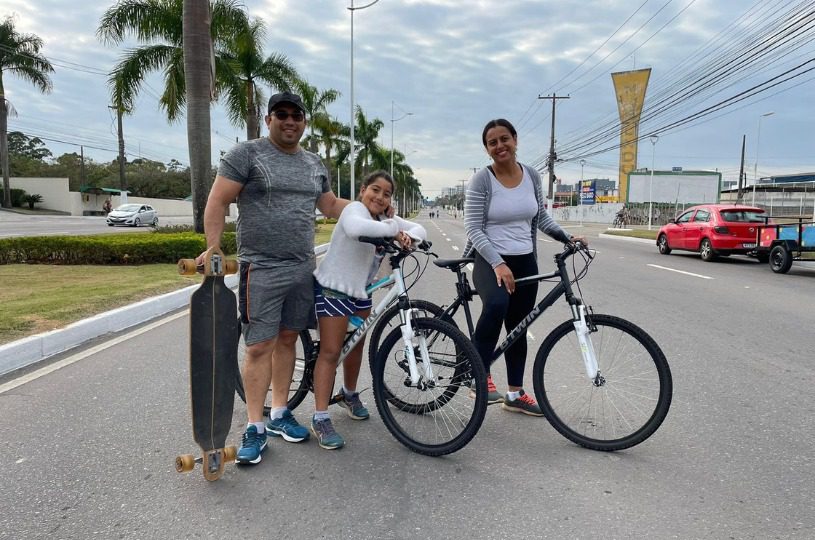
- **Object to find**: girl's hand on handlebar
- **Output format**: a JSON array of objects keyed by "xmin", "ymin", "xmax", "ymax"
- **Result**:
[
  {"xmin": 395, "ymin": 231, "xmax": 413, "ymax": 250},
  {"xmin": 494, "ymin": 263, "xmax": 515, "ymax": 294}
]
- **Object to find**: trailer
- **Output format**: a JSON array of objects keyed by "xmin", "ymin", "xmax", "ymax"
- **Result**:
[{"xmin": 755, "ymin": 217, "xmax": 815, "ymax": 273}]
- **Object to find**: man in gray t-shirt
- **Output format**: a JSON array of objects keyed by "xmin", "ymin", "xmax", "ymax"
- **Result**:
[{"xmin": 201, "ymin": 91, "xmax": 349, "ymax": 466}]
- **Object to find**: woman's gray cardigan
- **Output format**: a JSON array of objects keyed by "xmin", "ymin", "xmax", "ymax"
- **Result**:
[{"xmin": 462, "ymin": 164, "xmax": 571, "ymax": 269}]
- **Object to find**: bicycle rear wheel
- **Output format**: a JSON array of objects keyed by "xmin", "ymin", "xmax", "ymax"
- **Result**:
[
  {"xmin": 235, "ymin": 326, "xmax": 315, "ymax": 415},
  {"xmin": 372, "ymin": 317, "xmax": 486, "ymax": 456},
  {"xmin": 532, "ymin": 314, "xmax": 672, "ymax": 451}
]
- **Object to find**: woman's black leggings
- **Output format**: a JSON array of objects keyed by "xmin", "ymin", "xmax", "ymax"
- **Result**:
[{"xmin": 471, "ymin": 252, "xmax": 538, "ymax": 388}]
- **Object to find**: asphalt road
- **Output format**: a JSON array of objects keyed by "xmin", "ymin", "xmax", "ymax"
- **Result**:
[
  {"xmin": 0, "ymin": 210, "xmax": 198, "ymax": 238},
  {"xmin": 1, "ymin": 211, "xmax": 813, "ymax": 539}
]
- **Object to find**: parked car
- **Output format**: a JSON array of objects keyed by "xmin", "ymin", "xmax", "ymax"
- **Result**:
[
  {"xmin": 106, "ymin": 204, "xmax": 159, "ymax": 227},
  {"xmin": 656, "ymin": 204, "xmax": 768, "ymax": 262}
]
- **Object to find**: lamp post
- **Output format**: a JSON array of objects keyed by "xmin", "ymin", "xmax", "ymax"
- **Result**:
[
  {"xmin": 348, "ymin": 0, "xmax": 379, "ymax": 200},
  {"xmin": 390, "ymin": 100, "xmax": 412, "ymax": 179},
  {"xmin": 579, "ymin": 159, "xmax": 586, "ymax": 226},
  {"xmin": 753, "ymin": 111, "xmax": 774, "ymax": 185},
  {"xmin": 648, "ymin": 134, "xmax": 659, "ymax": 230}
]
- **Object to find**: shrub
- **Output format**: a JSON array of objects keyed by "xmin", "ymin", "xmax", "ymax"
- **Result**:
[
  {"xmin": 0, "ymin": 232, "xmax": 237, "ymax": 265},
  {"xmin": 23, "ymin": 194, "xmax": 43, "ymax": 209},
  {"xmin": 10, "ymin": 189, "xmax": 26, "ymax": 207}
]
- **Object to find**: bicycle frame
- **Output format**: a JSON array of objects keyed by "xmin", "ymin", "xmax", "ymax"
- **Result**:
[
  {"xmin": 330, "ymin": 242, "xmax": 432, "ymax": 387},
  {"xmin": 440, "ymin": 244, "xmax": 601, "ymax": 382}
]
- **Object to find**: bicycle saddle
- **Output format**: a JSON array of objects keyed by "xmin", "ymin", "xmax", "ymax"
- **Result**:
[{"xmin": 433, "ymin": 258, "xmax": 474, "ymax": 271}]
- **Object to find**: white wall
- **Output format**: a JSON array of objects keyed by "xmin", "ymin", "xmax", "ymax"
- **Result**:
[
  {"xmin": 627, "ymin": 172, "xmax": 721, "ymax": 204},
  {"xmin": 551, "ymin": 203, "xmax": 623, "ymax": 224},
  {"xmin": 11, "ymin": 177, "xmax": 237, "ymax": 217},
  {"xmin": 9, "ymin": 177, "xmax": 71, "ymax": 212}
]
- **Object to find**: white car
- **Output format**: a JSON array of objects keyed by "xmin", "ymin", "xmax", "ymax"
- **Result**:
[{"xmin": 106, "ymin": 204, "xmax": 159, "ymax": 227}]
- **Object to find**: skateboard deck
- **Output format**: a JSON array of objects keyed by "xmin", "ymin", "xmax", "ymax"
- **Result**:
[{"xmin": 175, "ymin": 248, "xmax": 240, "ymax": 481}]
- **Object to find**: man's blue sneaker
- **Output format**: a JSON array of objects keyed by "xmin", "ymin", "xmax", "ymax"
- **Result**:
[
  {"xmin": 266, "ymin": 410, "xmax": 310, "ymax": 442},
  {"xmin": 236, "ymin": 425, "xmax": 267, "ymax": 465},
  {"xmin": 310, "ymin": 417, "xmax": 345, "ymax": 450},
  {"xmin": 334, "ymin": 390, "xmax": 370, "ymax": 420}
]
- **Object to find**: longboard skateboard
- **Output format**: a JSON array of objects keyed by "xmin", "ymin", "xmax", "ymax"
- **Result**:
[{"xmin": 175, "ymin": 247, "xmax": 240, "ymax": 481}]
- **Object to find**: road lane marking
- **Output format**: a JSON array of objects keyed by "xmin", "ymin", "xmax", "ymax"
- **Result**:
[
  {"xmin": 0, "ymin": 311, "xmax": 188, "ymax": 395},
  {"xmin": 452, "ymin": 246, "xmax": 459, "ymax": 251},
  {"xmin": 647, "ymin": 264, "xmax": 713, "ymax": 280}
]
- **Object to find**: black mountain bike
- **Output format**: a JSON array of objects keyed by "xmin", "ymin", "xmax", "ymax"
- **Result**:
[{"xmin": 368, "ymin": 242, "xmax": 673, "ymax": 452}]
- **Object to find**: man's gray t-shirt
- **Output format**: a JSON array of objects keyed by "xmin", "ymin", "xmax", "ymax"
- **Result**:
[{"xmin": 217, "ymin": 138, "xmax": 330, "ymax": 267}]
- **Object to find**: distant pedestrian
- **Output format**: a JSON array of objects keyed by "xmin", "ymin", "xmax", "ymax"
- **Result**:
[{"xmin": 103, "ymin": 199, "xmax": 112, "ymax": 214}]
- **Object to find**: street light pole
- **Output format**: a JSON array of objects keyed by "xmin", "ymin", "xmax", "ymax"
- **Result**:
[
  {"xmin": 753, "ymin": 111, "xmax": 774, "ymax": 185},
  {"xmin": 348, "ymin": 0, "xmax": 379, "ymax": 201},
  {"xmin": 390, "ymin": 100, "xmax": 412, "ymax": 179},
  {"xmin": 579, "ymin": 159, "xmax": 586, "ymax": 226},
  {"xmin": 648, "ymin": 134, "xmax": 659, "ymax": 231}
]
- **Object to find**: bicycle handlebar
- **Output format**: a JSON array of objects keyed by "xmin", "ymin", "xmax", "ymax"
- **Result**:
[{"xmin": 358, "ymin": 236, "xmax": 433, "ymax": 253}]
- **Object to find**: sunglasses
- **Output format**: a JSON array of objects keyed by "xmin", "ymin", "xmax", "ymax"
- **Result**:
[{"xmin": 271, "ymin": 110, "xmax": 305, "ymax": 122}]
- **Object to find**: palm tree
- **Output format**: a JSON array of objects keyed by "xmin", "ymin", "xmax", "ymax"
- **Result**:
[
  {"xmin": 353, "ymin": 106, "xmax": 384, "ymax": 179},
  {"xmin": 182, "ymin": 0, "xmax": 212, "ymax": 233},
  {"xmin": 97, "ymin": 0, "xmax": 248, "ymax": 120},
  {"xmin": 218, "ymin": 17, "xmax": 299, "ymax": 140},
  {"xmin": 0, "ymin": 18, "xmax": 54, "ymax": 208},
  {"xmin": 294, "ymin": 81, "xmax": 340, "ymax": 154},
  {"xmin": 311, "ymin": 112, "xmax": 346, "ymax": 172}
]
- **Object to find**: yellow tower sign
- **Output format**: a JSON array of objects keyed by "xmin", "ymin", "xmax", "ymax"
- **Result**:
[{"xmin": 611, "ymin": 68, "xmax": 651, "ymax": 201}]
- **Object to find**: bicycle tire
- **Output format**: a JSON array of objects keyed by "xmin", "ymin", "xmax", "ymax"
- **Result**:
[
  {"xmin": 235, "ymin": 327, "xmax": 315, "ymax": 415},
  {"xmin": 371, "ymin": 317, "xmax": 487, "ymax": 456},
  {"xmin": 532, "ymin": 314, "xmax": 672, "ymax": 451},
  {"xmin": 367, "ymin": 299, "xmax": 448, "ymax": 366}
]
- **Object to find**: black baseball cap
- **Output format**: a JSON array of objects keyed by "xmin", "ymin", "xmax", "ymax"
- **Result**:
[{"xmin": 268, "ymin": 91, "xmax": 306, "ymax": 114}]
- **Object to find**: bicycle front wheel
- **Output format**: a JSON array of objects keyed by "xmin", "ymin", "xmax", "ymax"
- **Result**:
[
  {"xmin": 533, "ymin": 314, "xmax": 672, "ymax": 451},
  {"xmin": 372, "ymin": 317, "xmax": 487, "ymax": 456},
  {"xmin": 236, "ymin": 327, "xmax": 315, "ymax": 415}
]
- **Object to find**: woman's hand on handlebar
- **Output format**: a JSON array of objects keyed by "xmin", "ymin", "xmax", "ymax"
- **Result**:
[{"xmin": 570, "ymin": 235, "xmax": 588, "ymax": 247}]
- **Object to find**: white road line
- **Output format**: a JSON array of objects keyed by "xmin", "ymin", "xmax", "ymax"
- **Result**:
[
  {"xmin": 0, "ymin": 311, "xmax": 188, "ymax": 395},
  {"xmin": 452, "ymin": 246, "xmax": 459, "ymax": 251},
  {"xmin": 466, "ymin": 263, "xmax": 474, "ymax": 272},
  {"xmin": 446, "ymin": 238, "xmax": 451, "ymax": 241},
  {"xmin": 647, "ymin": 264, "xmax": 714, "ymax": 280}
]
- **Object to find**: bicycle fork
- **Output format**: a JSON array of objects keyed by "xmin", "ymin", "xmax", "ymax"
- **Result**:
[
  {"xmin": 571, "ymin": 304, "xmax": 603, "ymax": 385},
  {"xmin": 400, "ymin": 309, "xmax": 435, "ymax": 387}
]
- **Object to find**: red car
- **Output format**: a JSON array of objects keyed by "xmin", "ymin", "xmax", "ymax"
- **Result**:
[{"xmin": 656, "ymin": 204, "xmax": 768, "ymax": 262}]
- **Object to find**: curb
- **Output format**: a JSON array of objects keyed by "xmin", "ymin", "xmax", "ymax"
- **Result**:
[
  {"xmin": 0, "ymin": 275, "xmax": 238, "ymax": 377},
  {"xmin": 0, "ymin": 244, "xmax": 330, "ymax": 378},
  {"xmin": 599, "ymin": 232, "xmax": 655, "ymax": 244}
]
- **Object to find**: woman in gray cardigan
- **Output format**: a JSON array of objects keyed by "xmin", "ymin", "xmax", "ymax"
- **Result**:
[{"xmin": 463, "ymin": 118, "xmax": 586, "ymax": 416}]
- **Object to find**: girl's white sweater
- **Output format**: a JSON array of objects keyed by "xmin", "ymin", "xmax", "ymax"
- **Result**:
[{"xmin": 314, "ymin": 201, "xmax": 427, "ymax": 299}]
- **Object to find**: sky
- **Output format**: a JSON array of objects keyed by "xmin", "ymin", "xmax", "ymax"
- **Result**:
[{"xmin": 2, "ymin": 0, "xmax": 814, "ymax": 198}]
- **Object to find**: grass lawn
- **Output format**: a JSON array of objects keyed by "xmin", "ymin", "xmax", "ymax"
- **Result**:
[{"xmin": 1, "ymin": 223, "xmax": 337, "ymax": 346}]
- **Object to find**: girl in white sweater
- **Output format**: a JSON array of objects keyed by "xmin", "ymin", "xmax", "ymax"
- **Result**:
[{"xmin": 310, "ymin": 171, "xmax": 426, "ymax": 449}]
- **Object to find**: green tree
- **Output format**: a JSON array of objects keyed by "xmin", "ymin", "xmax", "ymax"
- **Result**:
[
  {"xmin": 7, "ymin": 131, "xmax": 52, "ymax": 160},
  {"xmin": 0, "ymin": 17, "xmax": 54, "ymax": 208},
  {"xmin": 294, "ymin": 81, "xmax": 339, "ymax": 153},
  {"xmin": 218, "ymin": 17, "xmax": 299, "ymax": 140},
  {"xmin": 96, "ymin": 0, "xmax": 248, "ymax": 120},
  {"xmin": 352, "ymin": 106, "xmax": 384, "ymax": 180}
]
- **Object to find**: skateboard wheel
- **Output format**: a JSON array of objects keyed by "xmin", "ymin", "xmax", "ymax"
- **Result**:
[
  {"xmin": 224, "ymin": 446, "xmax": 237, "ymax": 463},
  {"xmin": 175, "ymin": 454, "xmax": 195, "ymax": 473},
  {"xmin": 224, "ymin": 260, "xmax": 238, "ymax": 275},
  {"xmin": 178, "ymin": 259, "xmax": 197, "ymax": 276}
]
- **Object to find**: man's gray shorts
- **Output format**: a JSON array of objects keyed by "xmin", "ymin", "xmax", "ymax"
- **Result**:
[{"xmin": 238, "ymin": 259, "xmax": 316, "ymax": 346}]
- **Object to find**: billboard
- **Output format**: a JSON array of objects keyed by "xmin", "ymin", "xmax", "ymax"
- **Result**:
[
  {"xmin": 580, "ymin": 180, "xmax": 596, "ymax": 205},
  {"xmin": 612, "ymin": 68, "xmax": 651, "ymax": 202},
  {"xmin": 626, "ymin": 171, "xmax": 722, "ymax": 204}
]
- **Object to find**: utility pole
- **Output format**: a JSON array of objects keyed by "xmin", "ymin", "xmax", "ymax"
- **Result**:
[
  {"xmin": 80, "ymin": 145, "xmax": 86, "ymax": 187},
  {"xmin": 538, "ymin": 94, "xmax": 570, "ymax": 200},
  {"xmin": 737, "ymin": 135, "xmax": 746, "ymax": 202},
  {"xmin": 109, "ymin": 105, "xmax": 126, "ymax": 199}
]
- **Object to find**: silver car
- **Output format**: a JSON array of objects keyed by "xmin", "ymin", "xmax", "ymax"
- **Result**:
[{"xmin": 106, "ymin": 204, "xmax": 159, "ymax": 227}]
